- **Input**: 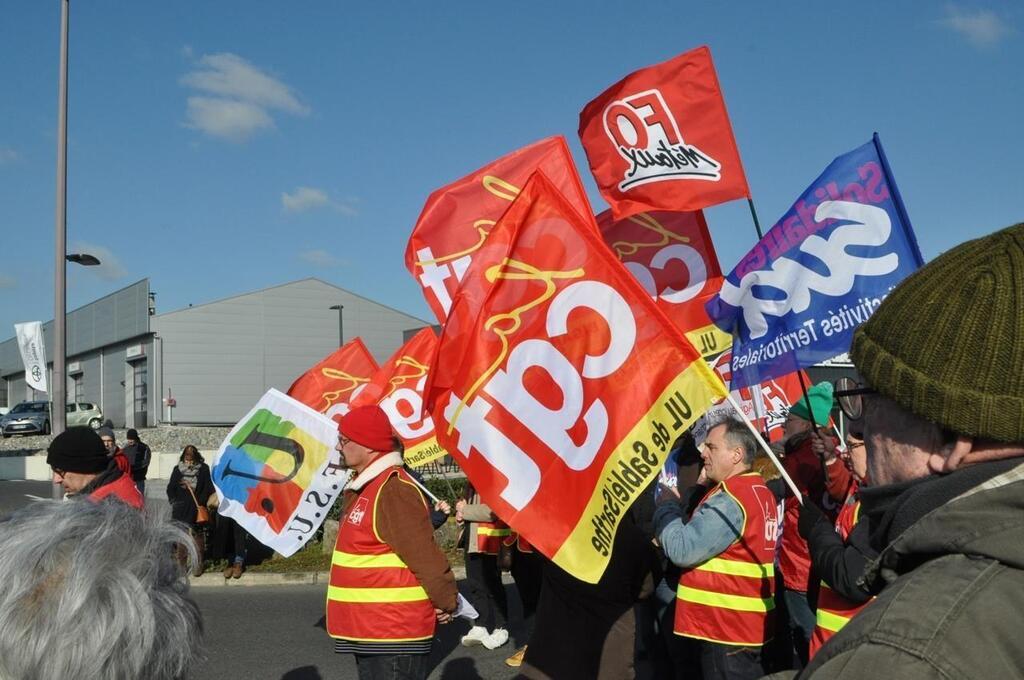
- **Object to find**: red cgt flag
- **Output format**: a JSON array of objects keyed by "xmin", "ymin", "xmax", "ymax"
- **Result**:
[
  {"xmin": 286, "ymin": 338, "xmax": 379, "ymax": 424},
  {"xmin": 579, "ymin": 45, "xmax": 750, "ymax": 220},
  {"xmin": 595, "ymin": 209, "xmax": 731, "ymax": 359},
  {"xmin": 425, "ymin": 171, "xmax": 728, "ymax": 583},
  {"xmin": 404, "ymin": 136, "xmax": 590, "ymax": 324},
  {"xmin": 351, "ymin": 328, "xmax": 448, "ymax": 468}
]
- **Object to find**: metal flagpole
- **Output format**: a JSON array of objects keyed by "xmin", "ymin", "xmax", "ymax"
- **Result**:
[{"xmin": 51, "ymin": 0, "xmax": 70, "ymax": 501}]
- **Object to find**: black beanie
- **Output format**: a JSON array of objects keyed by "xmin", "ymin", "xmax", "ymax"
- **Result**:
[
  {"xmin": 47, "ymin": 427, "xmax": 109, "ymax": 474},
  {"xmin": 126, "ymin": 428, "xmax": 139, "ymax": 441}
]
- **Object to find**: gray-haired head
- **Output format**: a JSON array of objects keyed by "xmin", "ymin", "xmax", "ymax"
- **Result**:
[
  {"xmin": 716, "ymin": 417, "xmax": 758, "ymax": 466},
  {"xmin": 0, "ymin": 499, "xmax": 203, "ymax": 680}
]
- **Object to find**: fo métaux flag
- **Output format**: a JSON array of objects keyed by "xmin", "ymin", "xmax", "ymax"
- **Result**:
[
  {"xmin": 212, "ymin": 389, "xmax": 345, "ymax": 556},
  {"xmin": 706, "ymin": 134, "xmax": 924, "ymax": 389},
  {"xmin": 286, "ymin": 338, "xmax": 379, "ymax": 424},
  {"xmin": 579, "ymin": 45, "xmax": 750, "ymax": 220},
  {"xmin": 350, "ymin": 327, "xmax": 447, "ymax": 468},
  {"xmin": 404, "ymin": 136, "xmax": 591, "ymax": 324},
  {"xmin": 595, "ymin": 209, "xmax": 731, "ymax": 359},
  {"xmin": 425, "ymin": 171, "xmax": 728, "ymax": 583}
]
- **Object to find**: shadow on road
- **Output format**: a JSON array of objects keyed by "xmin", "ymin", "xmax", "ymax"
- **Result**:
[
  {"xmin": 435, "ymin": 657, "xmax": 487, "ymax": 679},
  {"xmin": 280, "ymin": 666, "xmax": 323, "ymax": 680}
]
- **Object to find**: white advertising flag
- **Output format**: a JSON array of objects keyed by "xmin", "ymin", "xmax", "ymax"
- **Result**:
[{"xmin": 15, "ymin": 322, "xmax": 48, "ymax": 394}]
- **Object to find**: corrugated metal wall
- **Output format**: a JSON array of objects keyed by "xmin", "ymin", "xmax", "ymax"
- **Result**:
[{"xmin": 151, "ymin": 278, "xmax": 428, "ymax": 425}]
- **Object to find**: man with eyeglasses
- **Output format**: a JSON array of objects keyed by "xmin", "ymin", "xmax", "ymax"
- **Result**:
[
  {"xmin": 46, "ymin": 426, "xmax": 144, "ymax": 508},
  {"xmin": 780, "ymin": 223, "xmax": 1024, "ymax": 679}
]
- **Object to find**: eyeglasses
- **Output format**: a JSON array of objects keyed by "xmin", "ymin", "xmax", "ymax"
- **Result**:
[
  {"xmin": 834, "ymin": 377, "xmax": 877, "ymax": 420},
  {"xmin": 338, "ymin": 436, "xmax": 351, "ymax": 448}
]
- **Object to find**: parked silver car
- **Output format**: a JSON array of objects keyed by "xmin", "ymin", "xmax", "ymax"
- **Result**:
[{"xmin": 0, "ymin": 401, "xmax": 104, "ymax": 437}]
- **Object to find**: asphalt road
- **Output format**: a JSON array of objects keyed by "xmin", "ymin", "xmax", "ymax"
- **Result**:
[
  {"xmin": 0, "ymin": 479, "xmax": 54, "ymax": 516},
  {"xmin": 0, "ymin": 483, "xmax": 526, "ymax": 679},
  {"xmin": 192, "ymin": 584, "xmax": 526, "ymax": 680}
]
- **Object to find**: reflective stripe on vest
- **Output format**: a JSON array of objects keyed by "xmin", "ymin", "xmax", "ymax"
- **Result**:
[
  {"xmin": 476, "ymin": 521, "xmax": 511, "ymax": 554},
  {"xmin": 328, "ymin": 585, "xmax": 430, "ymax": 603},
  {"xmin": 326, "ymin": 467, "xmax": 436, "ymax": 642},
  {"xmin": 675, "ymin": 473, "xmax": 779, "ymax": 646}
]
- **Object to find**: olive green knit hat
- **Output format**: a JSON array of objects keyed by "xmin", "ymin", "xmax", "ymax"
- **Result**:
[{"xmin": 850, "ymin": 223, "xmax": 1024, "ymax": 442}]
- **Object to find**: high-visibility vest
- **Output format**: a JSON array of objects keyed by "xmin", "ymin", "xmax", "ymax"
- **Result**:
[
  {"xmin": 326, "ymin": 466, "xmax": 436, "ymax": 643},
  {"xmin": 810, "ymin": 494, "xmax": 873, "ymax": 658},
  {"xmin": 675, "ymin": 472, "xmax": 780, "ymax": 646},
  {"xmin": 476, "ymin": 520, "xmax": 511, "ymax": 554}
]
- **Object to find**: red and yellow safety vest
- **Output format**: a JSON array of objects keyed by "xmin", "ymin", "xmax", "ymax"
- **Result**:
[
  {"xmin": 326, "ymin": 466, "xmax": 436, "ymax": 644},
  {"xmin": 810, "ymin": 493, "xmax": 872, "ymax": 658},
  {"xmin": 675, "ymin": 472, "xmax": 780, "ymax": 646},
  {"xmin": 476, "ymin": 520, "xmax": 512, "ymax": 554}
]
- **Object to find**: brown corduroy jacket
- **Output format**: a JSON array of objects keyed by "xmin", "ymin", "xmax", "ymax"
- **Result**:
[{"xmin": 339, "ymin": 455, "xmax": 458, "ymax": 613}]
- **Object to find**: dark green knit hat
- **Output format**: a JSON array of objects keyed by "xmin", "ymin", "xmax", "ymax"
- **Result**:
[{"xmin": 850, "ymin": 223, "xmax": 1024, "ymax": 442}]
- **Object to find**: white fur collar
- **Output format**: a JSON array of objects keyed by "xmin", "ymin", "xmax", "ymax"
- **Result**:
[{"xmin": 348, "ymin": 452, "xmax": 404, "ymax": 491}]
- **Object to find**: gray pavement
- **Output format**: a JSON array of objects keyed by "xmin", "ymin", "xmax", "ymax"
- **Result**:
[
  {"xmin": 0, "ymin": 479, "xmax": 53, "ymax": 515},
  {"xmin": 192, "ymin": 583, "xmax": 525, "ymax": 680}
]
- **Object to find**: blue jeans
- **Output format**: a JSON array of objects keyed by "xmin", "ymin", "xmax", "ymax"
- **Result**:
[
  {"xmin": 699, "ymin": 642, "xmax": 763, "ymax": 680},
  {"xmin": 354, "ymin": 653, "xmax": 428, "ymax": 680},
  {"xmin": 783, "ymin": 589, "xmax": 816, "ymax": 668}
]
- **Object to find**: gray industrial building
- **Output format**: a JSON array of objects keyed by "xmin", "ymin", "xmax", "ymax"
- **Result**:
[{"xmin": 0, "ymin": 278, "xmax": 429, "ymax": 427}]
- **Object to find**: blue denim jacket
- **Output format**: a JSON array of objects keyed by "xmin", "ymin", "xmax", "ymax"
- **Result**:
[{"xmin": 653, "ymin": 486, "xmax": 744, "ymax": 568}]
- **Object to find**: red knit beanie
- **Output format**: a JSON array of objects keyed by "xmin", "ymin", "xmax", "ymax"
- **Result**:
[{"xmin": 338, "ymin": 405, "xmax": 396, "ymax": 452}]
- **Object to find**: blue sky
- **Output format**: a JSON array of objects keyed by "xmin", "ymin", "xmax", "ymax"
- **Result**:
[{"xmin": 2, "ymin": 2, "xmax": 1021, "ymax": 336}]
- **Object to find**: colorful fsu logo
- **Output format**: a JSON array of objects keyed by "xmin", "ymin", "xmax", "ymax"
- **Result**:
[
  {"xmin": 213, "ymin": 408, "xmax": 332, "ymax": 533},
  {"xmin": 602, "ymin": 89, "xmax": 721, "ymax": 191}
]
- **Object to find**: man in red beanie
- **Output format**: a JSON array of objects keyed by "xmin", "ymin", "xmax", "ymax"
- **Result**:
[{"xmin": 325, "ymin": 405, "xmax": 457, "ymax": 680}]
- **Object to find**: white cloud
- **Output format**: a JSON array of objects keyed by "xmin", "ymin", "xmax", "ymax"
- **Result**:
[
  {"xmin": 0, "ymin": 148, "xmax": 19, "ymax": 164},
  {"xmin": 0, "ymin": 275, "xmax": 15, "ymax": 289},
  {"xmin": 298, "ymin": 249, "xmax": 345, "ymax": 268},
  {"xmin": 180, "ymin": 52, "xmax": 308, "ymax": 142},
  {"xmin": 939, "ymin": 5, "xmax": 1013, "ymax": 48},
  {"xmin": 282, "ymin": 186, "xmax": 359, "ymax": 216},
  {"xmin": 186, "ymin": 97, "xmax": 274, "ymax": 142},
  {"xmin": 282, "ymin": 186, "xmax": 330, "ymax": 212},
  {"xmin": 70, "ymin": 242, "xmax": 128, "ymax": 282}
]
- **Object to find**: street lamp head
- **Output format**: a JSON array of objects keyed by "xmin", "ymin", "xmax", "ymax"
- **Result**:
[
  {"xmin": 66, "ymin": 253, "xmax": 101, "ymax": 266},
  {"xmin": 329, "ymin": 304, "xmax": 344, "ymax": 311}
]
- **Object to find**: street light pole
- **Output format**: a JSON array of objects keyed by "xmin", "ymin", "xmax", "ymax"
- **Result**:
[
  {"xmin": 329, "ymin": 304, "xmax": 344, "ymax": 346},
  {"xmin": 53, "ymin": 0, "xmax": 70, "ymax": 439}
]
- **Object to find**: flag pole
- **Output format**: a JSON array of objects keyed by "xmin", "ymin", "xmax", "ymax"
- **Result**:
[
  {"xmin": 746, "ymin": 197, "xmax": 765, "ymax": 239},
  {"xmin": 724, "ymin": 392, "xmax": 802, "ymax": 502}
]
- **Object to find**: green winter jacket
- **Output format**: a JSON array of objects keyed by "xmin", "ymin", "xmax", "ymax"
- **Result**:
[{"xmin": 772, "ymin": 459, "xmax": 1024, "ymax": 679}]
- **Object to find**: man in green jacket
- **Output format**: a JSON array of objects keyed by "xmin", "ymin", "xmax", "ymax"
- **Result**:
[{"xmin": 779, "ymin": 223, "xmax": 1024, "ymax": 679}]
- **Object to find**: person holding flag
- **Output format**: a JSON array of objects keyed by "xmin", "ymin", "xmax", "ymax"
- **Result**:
[
  {"xmin": 801, "ymin": 430, "xmax": 876, "ymax": 660},
  {"xmin": 654, "ymin": 417, "xmax": 780, "ymax": 680},
  {"xmin": 775, "ymin": 382, "xmax": 849, "ymax": 667},
  {"xmin": 325, "ymin": 405, "xmax": 457, "ymax": 680}
]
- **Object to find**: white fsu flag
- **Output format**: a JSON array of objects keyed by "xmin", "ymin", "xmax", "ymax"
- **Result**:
[{"xmin": 15, "ymin": 322, "xmax": 48, "ymax": 394}]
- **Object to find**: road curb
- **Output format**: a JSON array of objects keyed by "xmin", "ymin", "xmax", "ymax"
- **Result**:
[{"xmin": 190, "ymin": 565, "xmax": 470, "ymax": 588}]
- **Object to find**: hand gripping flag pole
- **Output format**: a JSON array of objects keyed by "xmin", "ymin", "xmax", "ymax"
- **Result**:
[{"xmin": 724, "ymin": 392, "xmax": 802, "ymax": 503}]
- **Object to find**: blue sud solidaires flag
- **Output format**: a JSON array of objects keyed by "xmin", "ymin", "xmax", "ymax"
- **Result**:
[{"xmin": 705, "ymin": 134, "xmax": 924, "ymax": 389}]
